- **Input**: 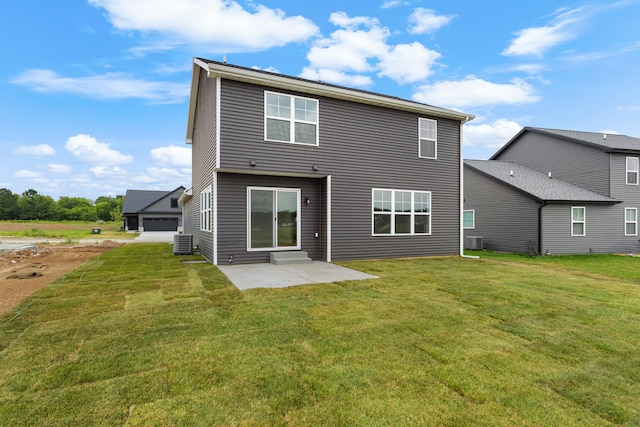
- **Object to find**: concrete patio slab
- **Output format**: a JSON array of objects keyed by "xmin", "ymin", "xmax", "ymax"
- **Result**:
[{"xmin": 218, "ymin": 261, "xmax": 377, "ymax": 290}]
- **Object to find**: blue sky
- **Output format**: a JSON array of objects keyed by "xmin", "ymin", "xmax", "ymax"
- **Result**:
[{"xmin": 1, "ymin": 0, "xmax": 639, "ymax": 200}]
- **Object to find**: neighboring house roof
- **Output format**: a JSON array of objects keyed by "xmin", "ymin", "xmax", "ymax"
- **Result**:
[
  {"xmin": 464, "ymin": 160, "xmax": 620, "ymax": 204},
  {"xmin": 491, "ymin": 127, "xmax": 640, "ymax": 159},
  {"xmin": 186, "ymin": 58, "xmax": 475, "ymax": 143},
  {"xmin": 122, "ymin": 187, "xmax": 184, "ymax": 214}
]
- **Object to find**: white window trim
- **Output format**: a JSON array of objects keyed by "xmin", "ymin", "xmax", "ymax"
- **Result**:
[
  {"xmin": 418, "ymin": 118, "xmax": 437, "ymax": 159},
  {"xmin": 371, "ymin": 188, "xmax": 431, "ymax": 236},
  {"xmin": 626, "ymin": 156, "xmax": 639, "ymax": 185},
  {"xmin": 264, "ymin": 91, "xmax": 319, "ymax": 146},
  {"xmin": 200, "ymin": 186, "xmax": 212, "ymax": 232},
  {"xmin": 625, "ymin": 207, "xmax": 637, "ymax": 236},
  {"xmin": 247, "ymin": 186, "xmax": 302, "ymax": 252},
  {"xmin": 463, "ymin": 209, "xmax": 475, "ymax": 229},
  {"xmin": 571, "ymin": 206, "xmax": 586, "ymax": 237}
]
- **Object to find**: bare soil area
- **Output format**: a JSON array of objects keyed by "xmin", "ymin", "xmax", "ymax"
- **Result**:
[{"xmin": 0, "ymin": 242, "xmax": 120, "ymax": 316}]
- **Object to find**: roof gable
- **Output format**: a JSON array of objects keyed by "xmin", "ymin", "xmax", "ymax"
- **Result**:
[{"xmin": 464, "ymin": 160, "xmax": 618, "ymax": 204}]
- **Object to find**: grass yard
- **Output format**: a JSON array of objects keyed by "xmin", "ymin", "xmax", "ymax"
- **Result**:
[
  {"xmin": 0, "ymin": 220, "xmax": 135, "ymax": 240},
  {"xmin": 1, "ymin": 246, "xmax": 639, "ymax": 425}
]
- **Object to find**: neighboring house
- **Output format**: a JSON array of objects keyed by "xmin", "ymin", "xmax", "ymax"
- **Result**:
[
  {"xmin": 180, "ymin": 58, "xmax": 474, "ymax": 265},
  {"xmin": 122, "ymin": 187, "xmax": 185, "ymax": 232},
  {"xmin": 464, "ymin": 127, "xmax": 640, "ymax": 254}
]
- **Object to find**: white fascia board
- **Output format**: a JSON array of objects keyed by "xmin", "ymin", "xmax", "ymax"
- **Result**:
[
  {"xmin": 185, "ymin": 62, "xmax": 204, "ymax": 144},
  {"xmin": 203, "ymin": 61, "xmax": 474, "ymax": 123}
]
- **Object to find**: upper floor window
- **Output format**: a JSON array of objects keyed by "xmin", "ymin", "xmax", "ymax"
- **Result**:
[
  {"xmin": 625, "ymin": 208, "xmax": 637, "ymax": 236},
  {"xmin": 265, "ymin": 92, "xmax": 318, "ymax": 146},
  {"xmin": 571, "ymin": 206, "xmax": 585, "ymax": 236},
  {"xmin": 170, "ymin": 197, "xmax": 178, "ymax": 208},
  {"xmin": 372, "ymin": 189, "xmax": 431, "ymax": 236},
  {"xmin": 626, "ymin": 157, "xmax": 639, "ymax": 185},
  {"xmin": 463, "ymin": 210, "xmax": 475, "ymax": 229},
  {"xmin": 418, "ymin": 118, "xmax": 437, "ymax": 159}
]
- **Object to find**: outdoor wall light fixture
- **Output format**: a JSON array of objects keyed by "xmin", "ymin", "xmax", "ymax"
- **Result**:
[
  {"xmin": 249, "ymin": 160, "xmax": 257, "ymax": 166},
  {"xmin": 312, "ymin": 164, "xmax": 319, "ymax": 171},
  {"xmin": 304, "ymin": 197, "xmax": 311, "ymax": 204}
]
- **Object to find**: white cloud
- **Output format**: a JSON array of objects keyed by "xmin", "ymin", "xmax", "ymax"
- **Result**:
[
  {"xmin": 89, "ymin": 165, "xmax": 128, "ymax": 177},
  {"xmin": 65, "ymin": 134, "xmax": 133, "ymax": 165},
  {"xmin": 377, "ymin": 42, "xmax": 441, "ymax": 84},
  {"xmin": 408, "ymin": 8, "xmax": 455, "ymax": 35},
  {"xmin": 381, "ymin": 0, "xmax": 409, "ymax": 8},
  {"xmin": 150, "ymin": 145, "xmax": 191, "ymax": 167},
  {"xmin": 88, "ymin": 0, "xmax": 318, "ymax": 52},
  {"xmin": 12, "ymin": 69, "xmax": 189, "ymax": 104},
  {"xmin": 299, "ymin": 67, "xmax": 374, "ymax": 87},
  {"xmin": 464, "ymin": 119, "xmax": 523, "ymax": 149},
  {"xmin": 134, "ymin": 167, "xmax": 189, "ymax": 184},
  {"xmin": 502, "ymin": 7, "xmax": 584, "ymax": 57},
  {"xmin": 13, "ymin": 144, "xmax": 55, "ymax": 156},
  {"xmin": 562, "ymin": 41, "xmax": 640, "ymax": 63},
  {"xmin": 304, "ymin": 11, "xmax": 440, "ymax": 86},
  {"xmin": 14, "ymin": 170, "xmax": 41, "ymax": 179},
  {"xmin": 47, "ymin": 164, "xmax": 71, "ymax": 174},
  {"xmin": 413, "ymin": 76, "xmax": 540, "ymax": 109}
]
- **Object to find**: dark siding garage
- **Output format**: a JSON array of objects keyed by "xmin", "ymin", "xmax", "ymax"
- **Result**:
[{"xmin": 143, "ymin": 218, "xmax": 178, "ymax": 231}]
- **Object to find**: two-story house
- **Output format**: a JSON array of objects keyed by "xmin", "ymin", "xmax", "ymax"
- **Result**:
[
  {"xmin": 463, "ymin": 127, "xmax": 640, "ymax": 255},
  {"xmin": 181, "ymin": 58, "xmax": 474, "ymax": 265}
]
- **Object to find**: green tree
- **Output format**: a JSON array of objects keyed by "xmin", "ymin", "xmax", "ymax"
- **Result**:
[
  {"xmin": 58, "ymin": 196, "xmax": 96, "ymax": 220},
  {"xmin": 0, "ymin": 188, "xmax": 19, "ymax": 220},
  {"xmin": 17, "ymin": 189, "xmax": 58, "ymax": 220},
  {"xmin": 95, "ymin": 195, "xmax": 124, "ymax": 222}
]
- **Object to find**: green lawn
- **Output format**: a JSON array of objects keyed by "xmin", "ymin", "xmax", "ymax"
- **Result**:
[
  {"xmin": 0, "ymin": 220, "xmax": 135, "ymax": 240},
  {"xmin": 1, "ymin": 246, "xmax": 639, "ymax": 426}
]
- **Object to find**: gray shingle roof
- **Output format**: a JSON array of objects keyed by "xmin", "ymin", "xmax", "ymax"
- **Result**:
[
  {"xmin": 122, "ymin": 189, "xmax": 173, "ymax": 214},
  {"xmin": 464, "ymin": 160, "xmax": 619, "ymax": 203},
  {"xmin": 527, "ymin": 127, "xmax": 640, "ymax": 152}
]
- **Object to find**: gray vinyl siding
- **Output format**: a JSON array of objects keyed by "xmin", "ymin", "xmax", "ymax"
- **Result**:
[
  {"xmin": 607, "ymin": 153, "xmax": 640, "ymax": 252},
  {"xmin": 182, "ymin": 196, "xmax": 198, "ymax": 237},
  {"xmin": 216, "ymin": 173, "xmax": 322, "ymax": 265},
  {"xmin": 495, "ymin": 132, "xmax": 610, "ymax": 196},
  {"xmin": 541, "ymin": 204, "xmax": 637, "ymax": 254},
  {"xmin": 463, "ymin": 167, "xmax": 539, "ymax": 253},
  {"xmin": 217, "ymin": 79, "xmax": 462, "ymax": 260},
  {"xmin": 189, "ymin": 68, "xmax": 217, "ymax": 262}
]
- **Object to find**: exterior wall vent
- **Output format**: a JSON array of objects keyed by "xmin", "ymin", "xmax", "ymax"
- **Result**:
[
  {"xmin": 465, "ymin": 236, "xmax": 484, "ymax": 250},
  {"xmin": 173, "ymin": 234, "xmax": 193, "ymax": 255}
]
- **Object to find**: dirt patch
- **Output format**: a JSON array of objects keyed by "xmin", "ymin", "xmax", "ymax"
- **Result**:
[{"xmin": 0, "ymin": 241, "xmax": 121, "ymax": 316}]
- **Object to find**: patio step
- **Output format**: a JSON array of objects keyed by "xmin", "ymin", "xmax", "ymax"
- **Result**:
[{"xmin": 270, "ymin": 251, "xmax": 312, "ymax": 265}]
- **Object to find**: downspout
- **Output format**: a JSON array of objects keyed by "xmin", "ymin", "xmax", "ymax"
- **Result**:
[
  {"xmin": 538, "ymin": 201, "xmax": 547, "ymax": 256},
  {"xmin": 459, "ymin": 118, "xmax": 479, "ymax": 259}
]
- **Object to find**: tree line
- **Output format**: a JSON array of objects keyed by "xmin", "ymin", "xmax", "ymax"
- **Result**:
[{"xmin": 0, "ymin": 188, "xmax": 124, "ymax": 222}]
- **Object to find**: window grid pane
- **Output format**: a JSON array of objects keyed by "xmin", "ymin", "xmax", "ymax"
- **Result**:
[
  {"xmin": 266, "ymin": 93, "xmax": 291, "ymax": 119},
  {"xmin": 373, "ymin": 189, "xmax": 430, "ymax": 235}
]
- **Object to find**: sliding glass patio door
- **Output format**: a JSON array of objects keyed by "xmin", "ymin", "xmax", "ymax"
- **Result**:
[{"xmin": 248, "ymin": 187, "xmax": 300, "ymax": 250}]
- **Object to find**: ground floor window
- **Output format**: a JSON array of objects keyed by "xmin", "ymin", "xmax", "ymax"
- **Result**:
[
  {"xmin": 625, "ymin": 207, "xmax": 637, "ymax": 236},
  {"xmin": 200, "ymin": 186, "xmax": 212, "ymax": 232},
  {"xmin": 463, "ymin": 210, "xmax": 475, "ymax": 229},
  {"xmin": 571, "ymin": 206, "xmax": 585, "ymax": 236},
  {"xmin": 247, "ymin": 187, "xmax": 301, "ymax": 251},
  {"xmin": 372, "ymin": 188, "xmax": 431, "ymax": 236}
]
